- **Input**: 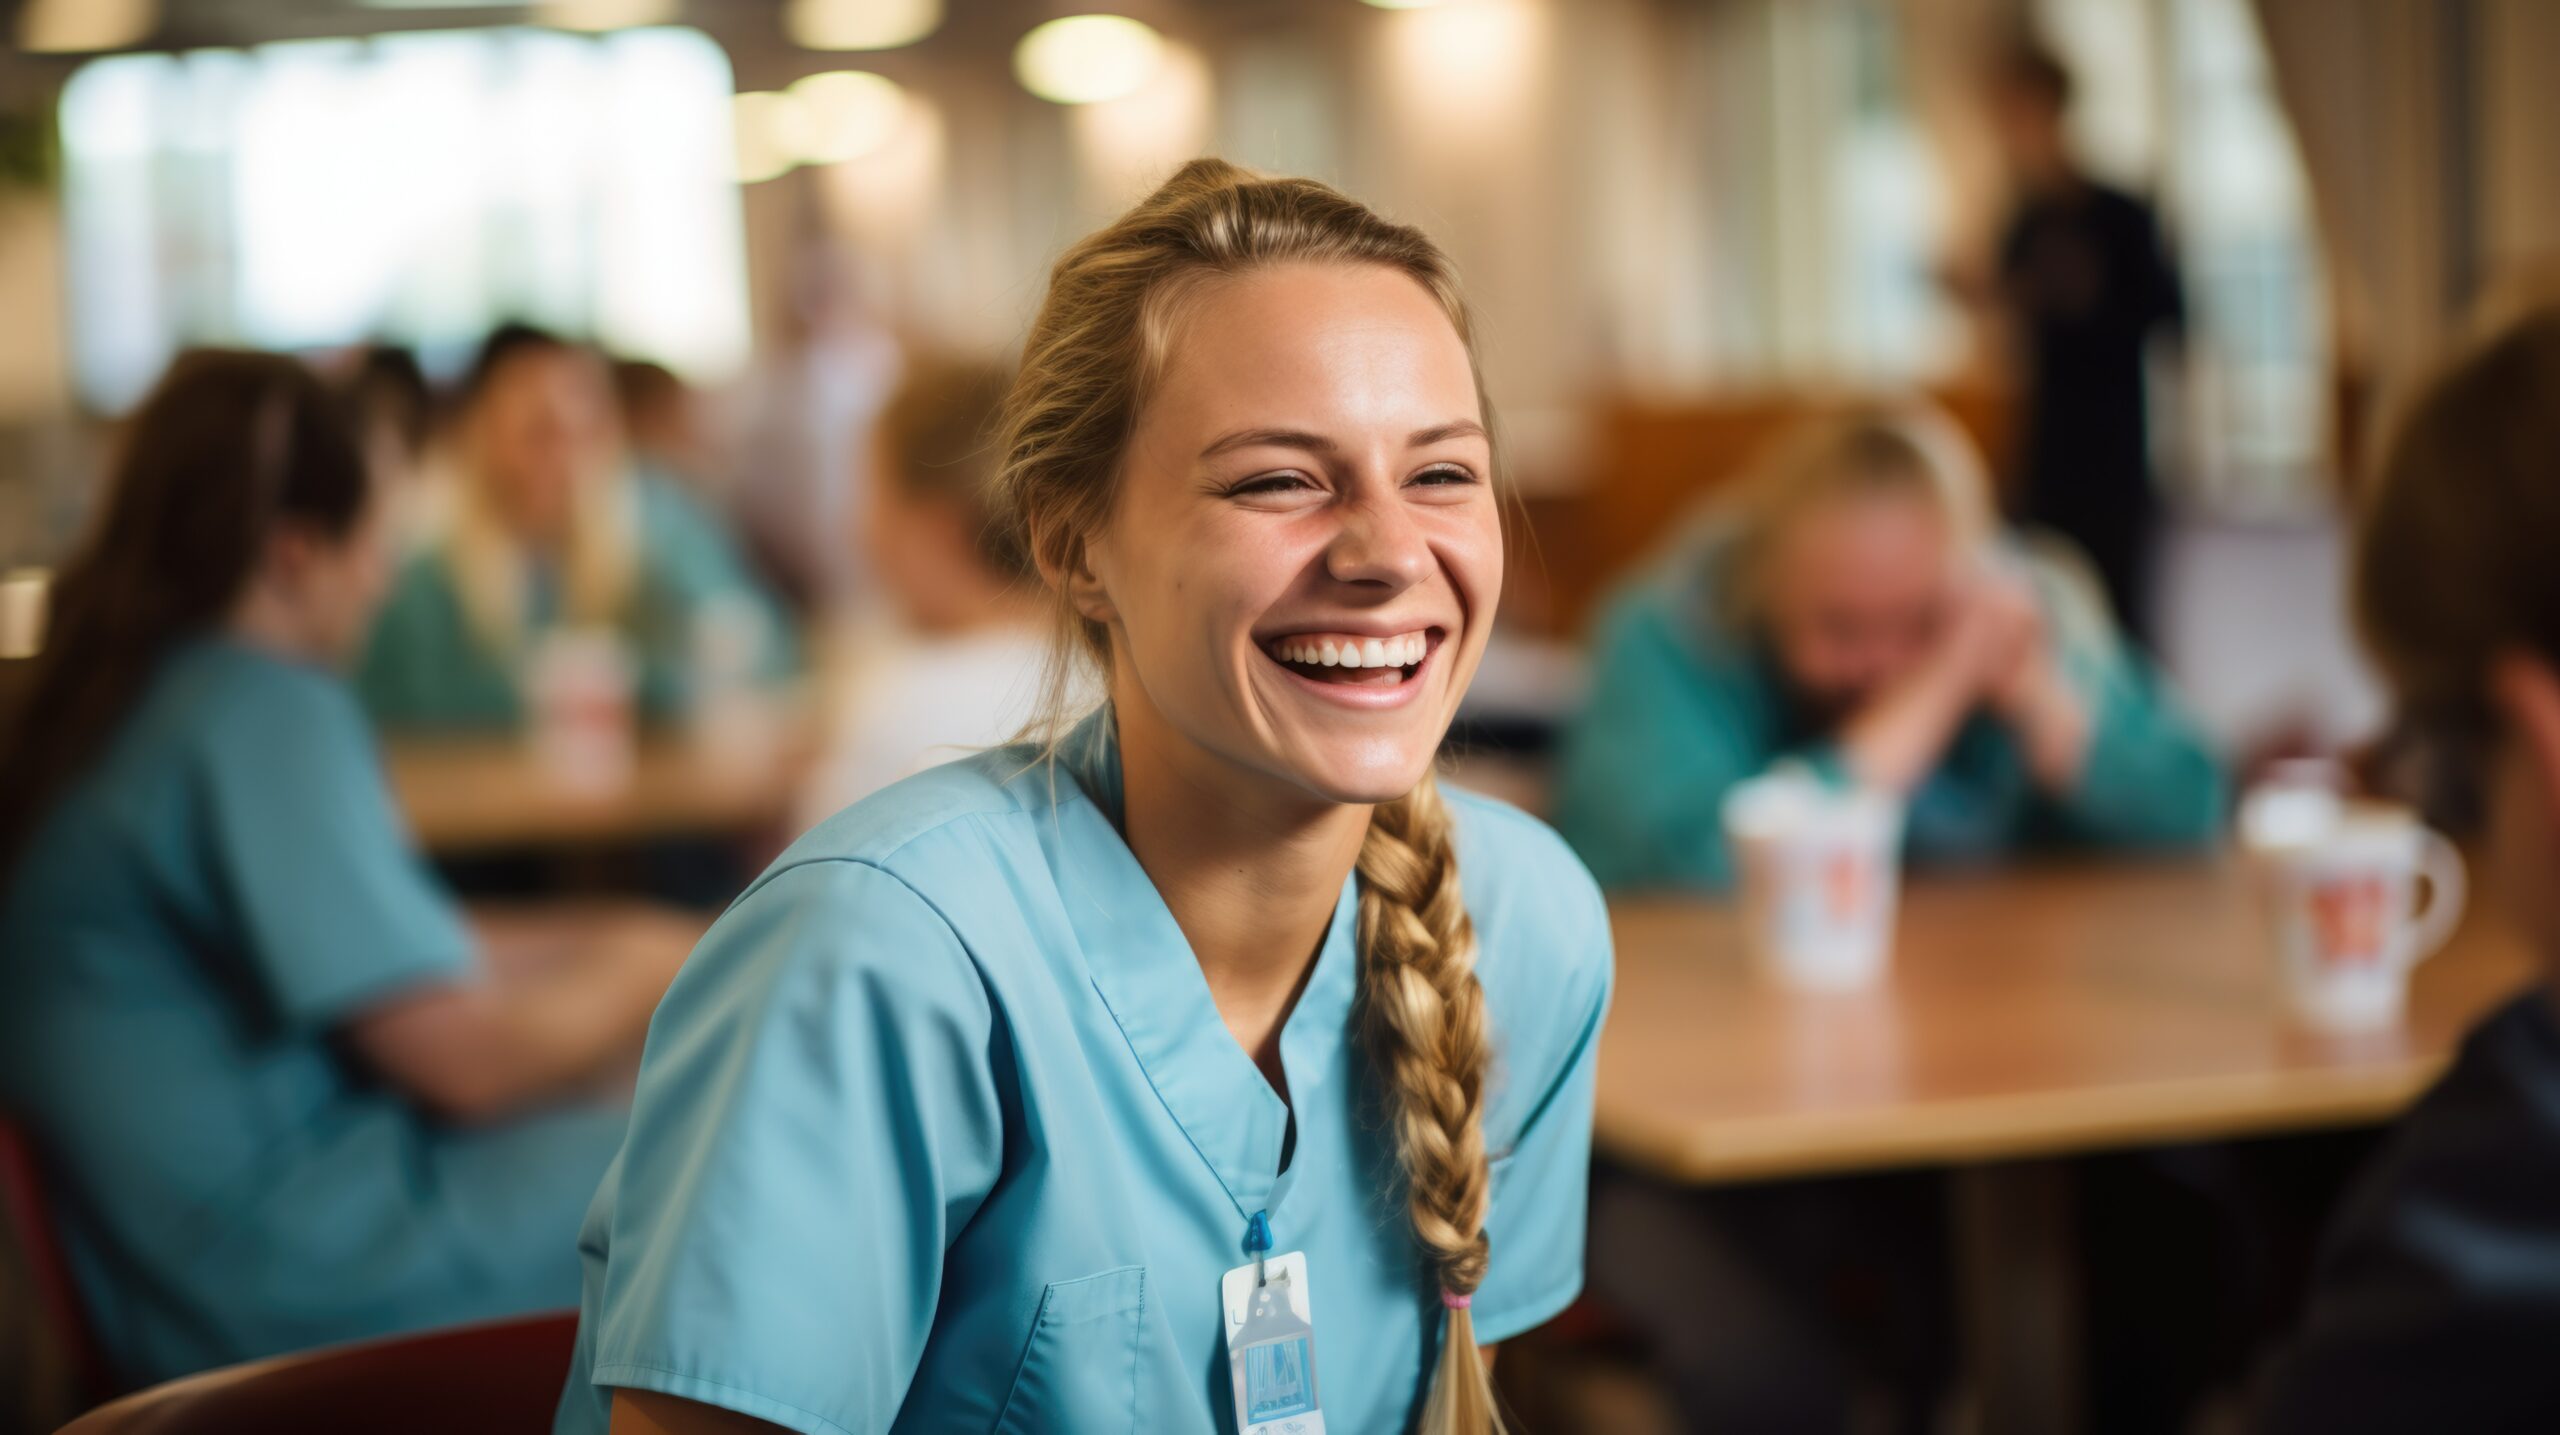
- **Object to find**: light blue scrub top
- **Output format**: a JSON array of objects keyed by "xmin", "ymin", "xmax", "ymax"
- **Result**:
[
  {"xmin": 0, "ymin": 639, "xmax": 628, "ymax": 1383},
  {"xmin": 556, "ymin": 710, "xmax": 1614, "ymax": 1434}
]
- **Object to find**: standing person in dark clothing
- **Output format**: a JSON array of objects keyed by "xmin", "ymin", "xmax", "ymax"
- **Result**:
[{"xmin": 1988, "ymin": 39, "xmax": 2185, "ymax": 648}]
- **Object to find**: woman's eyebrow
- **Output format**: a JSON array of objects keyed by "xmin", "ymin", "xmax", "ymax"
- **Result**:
[
  {"xmin": 1200, "ymin": 427, "xmax": 1335, "ymax": 459},
  {"xmin": 1409, "ymin": 419, "xmax": 1487, "ymax": 447},
  {"xmin": 1198, "ymin": 419, "xmax": 1487, "ymax": 460}
]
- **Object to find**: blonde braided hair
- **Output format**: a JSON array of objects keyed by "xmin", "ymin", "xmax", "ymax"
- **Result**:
[{"xmin": 994, "ymin": 157, "xmax": 1508, "ymax": 1434}]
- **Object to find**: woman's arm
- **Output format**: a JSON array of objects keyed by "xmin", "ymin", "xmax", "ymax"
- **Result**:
[
  {"xmin": 1835, "ymin": 566, "xmax": 2035, "ymax": 796},
  {"xmin": 340, "ymin": 903, "xmax": 700, "ymax": 1123}
]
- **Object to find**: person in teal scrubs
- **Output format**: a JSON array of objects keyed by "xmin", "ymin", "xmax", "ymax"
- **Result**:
[
  {"xmin": 558, "ymin": 160, "xmax": 1613, "ymax": 1435},
  {"xmin": 1555, "ymin": 406, "xmax": 2224, "ymax": 892},
  {"xmin": 356, "ymin": 324, "xmax": 793, "ymax": 732},
  {"xmin": 0, "ymin": 351, "xmax": 696, "ymax": 1384}
]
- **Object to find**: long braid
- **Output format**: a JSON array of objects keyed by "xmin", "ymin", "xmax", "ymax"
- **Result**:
[{"xmin": 1356, "ymin": 773, "xmax": 1505, "ymax": 1434}]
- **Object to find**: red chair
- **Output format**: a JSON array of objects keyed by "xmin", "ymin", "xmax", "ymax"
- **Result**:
[
  {"xmin": 59, "ymin": 1311, "xmax": 579, "ymax": 1435},
  {"xmin": 0, "ymin": 1113, "xmax": 115, "ymax": 1409}
]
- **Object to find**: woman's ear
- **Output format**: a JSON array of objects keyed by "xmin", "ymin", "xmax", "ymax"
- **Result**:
[
  {"xmin": 1031, "ymin": 519, "xmax": 1117, "ymax": 628},
  {"xmin": 2489, "ymin": 651, "xmax": 2560, "ymax": 824}
]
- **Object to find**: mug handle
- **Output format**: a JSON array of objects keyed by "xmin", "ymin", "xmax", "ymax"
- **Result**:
[{"xmin": 2405, "ymin": 831, "xmax": 2468, "ymax": 968}]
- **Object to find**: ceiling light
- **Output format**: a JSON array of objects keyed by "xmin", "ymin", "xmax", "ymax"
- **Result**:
[{"xmin": 1014, "ymin": 14, "xmax": 1164, "ymax": 106}]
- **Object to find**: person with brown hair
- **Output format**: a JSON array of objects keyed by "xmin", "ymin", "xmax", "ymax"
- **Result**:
[
  {"xmin": 0, "ymin": 351, "xmax": 695, "ymax": 1384},
  {"xmin": 356, "ymin": 324, "xmax": 792, "ymax": 730},
  {"xmin": 554, "ymin": 160, "xmax": 1612, "ymax": 1435},
  {"xmin": 2258, "ymin": 303, "xmax": 2560, "ymax": 1431},
  {"xmin": 795, "ymin": 355, "xmax": 1063, "ymax": 823}
]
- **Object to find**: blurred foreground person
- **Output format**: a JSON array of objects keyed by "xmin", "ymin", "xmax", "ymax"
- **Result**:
[
  {"xmin": 2259, "ymin": 305, "xmax": 2560, "ymax": 1432},
  {"xmin": 1555, "ymin": 406, "xmax": 2222, "ymax": 893},
  {"xmin": 0, "ymin": 351, "xmax": 694, "ymax": 1384},
  {"xmin": 797, "ymin": 356, "xmax": 1056, "ymax": 823},
  {"xmin": 358, "ymin": 324, "xmax": 792, "ymax": 731}
]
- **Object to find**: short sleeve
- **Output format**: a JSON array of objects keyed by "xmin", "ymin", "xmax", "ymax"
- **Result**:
[
  {"xmin": 1471, "ymin": 854, "xmax": 1614, "ymax": 1344},
  {"xmin": 199, "ymin": 661, "xmax": 471, "ymax": 1030},
  {"xmin": 588, "ymin": 859, "xmax": 1007, "ymax": 1435}
]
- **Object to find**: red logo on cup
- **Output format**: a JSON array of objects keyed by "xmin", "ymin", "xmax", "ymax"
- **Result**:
[
  {"xmin": 2310, "ymin": 875, "xmax": 2389, "ymax": 966},
  {"xmin": 1824, "ymin": 850, "xmax": 1867, "ymax": 923}
]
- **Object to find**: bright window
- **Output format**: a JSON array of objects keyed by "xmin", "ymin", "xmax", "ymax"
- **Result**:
[{"xmin": 58, "ymin": 26, "xmax": 750, "ymax": 412}]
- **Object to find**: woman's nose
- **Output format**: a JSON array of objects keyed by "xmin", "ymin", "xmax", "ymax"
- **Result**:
[{"xmin": 1323, "ymin": 491, "xmax": 1433, "ymax": 590}]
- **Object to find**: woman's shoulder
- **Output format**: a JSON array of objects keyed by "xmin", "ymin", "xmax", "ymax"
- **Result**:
[
  {"xmin": 734, "ymin": 744, "xmax": 1075, "ymax": 949},
  {"xmin": 780, "ymin": 741, "xmax": 1061, "ymax": 871},
  {"xmin": 153, "ymin": 640, "xmax": 365, "ymax": 758},
  {"xmin": 679, "ymin": 747, "xmax": 1082, "ymax": 1028}
]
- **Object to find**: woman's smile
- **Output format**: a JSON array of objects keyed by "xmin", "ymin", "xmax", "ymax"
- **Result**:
[{"xmin": 1255, "ymin": 624, "xmax": 1448, "ymax": 706}]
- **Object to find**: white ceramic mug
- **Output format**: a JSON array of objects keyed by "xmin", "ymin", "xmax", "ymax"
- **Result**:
[
  {"xmin": 1724, "ymin": 769, "xmax": 1905, "ymax": 990},
  {"xmin": 2245, "ymin": 804, "xmax": 2466, "ymax": 1031}
]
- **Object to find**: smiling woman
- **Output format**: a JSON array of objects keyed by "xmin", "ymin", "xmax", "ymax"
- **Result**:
[{"xmin": 554, "ymin": 159, "xmax": 1613, "ymax": 1435}]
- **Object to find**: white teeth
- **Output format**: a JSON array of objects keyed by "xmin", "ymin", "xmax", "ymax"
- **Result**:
[{"xmin": 1273, "ymin": 631, "xmax": 1433, "ymax": 669}]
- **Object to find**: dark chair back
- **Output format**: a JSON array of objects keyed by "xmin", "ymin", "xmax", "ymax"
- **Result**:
[{"xmin": 59, "ymin": 1311, "xmax": 579, "ymax": 1435}]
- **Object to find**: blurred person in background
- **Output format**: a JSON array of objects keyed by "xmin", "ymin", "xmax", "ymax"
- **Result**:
[
  {"xmin": 612, "ymin": 358, "xmax": 716, "ymax": 501},
  {"xmin": 0, "ymin": 350, "xmax": 695, "ymax": 1384},
  {"xmin": 797, "ymin": 356, "xmax": 1056, "ymax": 824},
  {"xmin": 724, "ymin": 249, "xmax": 902, "ymax": 615},
  {"xmin": 2259, "ymin": 304, "xmax": 2560, "ymax": 1432},
  {"xmin": 339, "ymin": 344, "xmax": 437, "ymax": 499},
  {"xmin": 1986, "ymin": 36, "xmax": 2186, "ymax": 648},
  {"xmin": 1553, "ymin": 406, "xmax": 2223, "ymax": 894},
  {"xmin": 357, "ymin": 323, "xmax": 794, "ymax": 731}
]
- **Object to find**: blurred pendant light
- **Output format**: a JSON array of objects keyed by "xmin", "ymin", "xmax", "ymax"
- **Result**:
[
  {"xmin": 1014, "ymin": 14, "xmax": 1164, "ymax": 106},
  {"xmin": 16, "ymin": 0, "xmax": 157, "ymax": 53},
  {"xmin": 786, "ymin": 0, "xmax": 941, "ymax": 51},
  {"xmin": 786, "ymin": 70, "xmax": 908, "ymax": 164},
  {"xmin": 732, "ymin": 90, "xmax": 810, "ymax": 184},
  {"xmin": 537, "ymin": 0, "xmax": 676, "ymax": 30}
]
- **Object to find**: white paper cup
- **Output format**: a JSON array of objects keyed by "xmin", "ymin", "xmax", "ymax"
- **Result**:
[
  {"xmin": 2243, "ymin": 802, "xmax": 2465, "ymax": 1031},
  {"xmin": 1725, "ymin": 770, "xmax": 1905, "ymax": 990},
  {"xmin": 524, "ymin": 628, "xmax": 637, "ymax": 794}
]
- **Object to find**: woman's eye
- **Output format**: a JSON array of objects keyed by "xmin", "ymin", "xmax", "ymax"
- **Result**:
[
  {"xmin": 1409, "ymin": 464, "xmax": 1478, "ymax": 487},
  {"xmin": 1229, "ymin": 472, "xmax": 1316, "ymax": 497}
]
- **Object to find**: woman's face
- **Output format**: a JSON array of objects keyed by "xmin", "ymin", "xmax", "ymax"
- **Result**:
[
  {"xmin": 1762, "ymin": 489, "xmax": 1956, "ymax": 715},
  {"xmin": 469, "ymin": 348, "xmax": 619, "ymax": 547},
  {"xmin": 271, "ymin": 486, "xmax": 397, "ymax": 667},
  {"xmin": 2484, "ymin": 656, "xmax": 2560, "ymax": 956},
  {"xmin": 1080, "ymin": 260, "xmax": 1502, "ymax": 807}
]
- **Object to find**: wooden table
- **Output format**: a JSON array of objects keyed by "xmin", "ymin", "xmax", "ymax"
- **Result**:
[
  {"xmin": 388, "ymin": 719, "xmax": 815, "ymax": 856},
  {"xmin": 1593, "ymin": 859, "xmax": 2537, "ymax": 1433}
]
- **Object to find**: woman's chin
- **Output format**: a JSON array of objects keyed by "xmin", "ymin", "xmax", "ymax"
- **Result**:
[{"xmin": 1268, "ymin": 733, "xmax": 1442, "ymax": 808}]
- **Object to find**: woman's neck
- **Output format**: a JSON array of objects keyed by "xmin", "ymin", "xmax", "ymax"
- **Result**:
[
  {"xmin": 1112, "ymin": 694, "xmax": 1370, "ymax": 1094},
  {"xmin": 224, "ymin": 583, "xmax": 328, "ymax": 667}
]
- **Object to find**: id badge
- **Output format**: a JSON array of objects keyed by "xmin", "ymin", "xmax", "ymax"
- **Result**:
[{"xmin": 1221, "ymin": 1251, "xmax": 1327, "ymax": 1435}]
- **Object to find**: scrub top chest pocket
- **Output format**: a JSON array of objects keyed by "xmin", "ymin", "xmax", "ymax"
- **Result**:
[{"xmin": 993, "ymin": 1265, "xmax": 1149, "ymax": 1434}]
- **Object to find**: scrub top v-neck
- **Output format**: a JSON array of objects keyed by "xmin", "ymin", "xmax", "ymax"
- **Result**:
[{"xmin": 555, "ymin": 710, "xmax": 1613, "ymax": 1435}]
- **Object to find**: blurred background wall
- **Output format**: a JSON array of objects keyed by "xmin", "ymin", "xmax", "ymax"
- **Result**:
[{"xmin": 2, "ymin": 0, "xmax": 2557, "ymax": 746}]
